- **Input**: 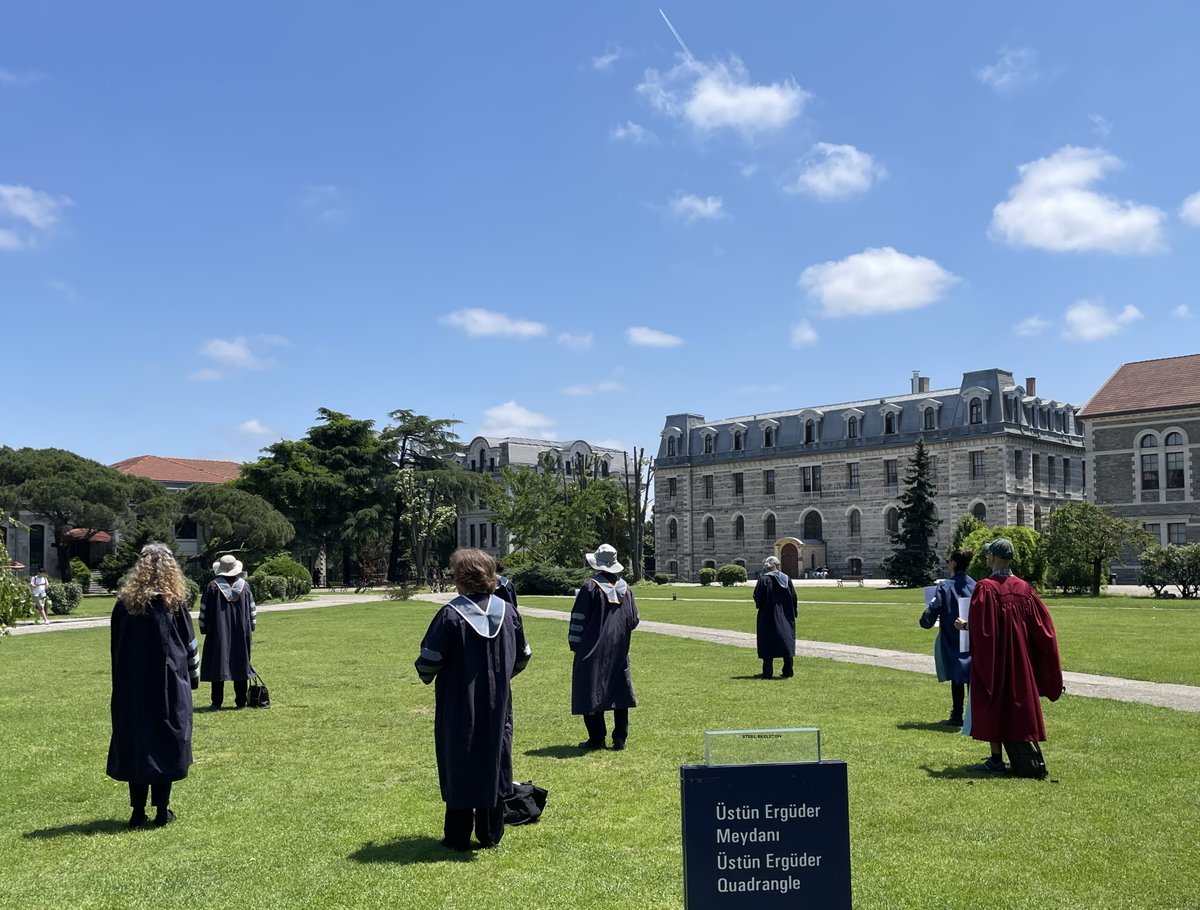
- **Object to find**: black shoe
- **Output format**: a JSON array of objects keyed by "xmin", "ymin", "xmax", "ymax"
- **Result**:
[
  {"xmin": 128, "ymin": 809, "xmax": 148, "ymax": 830},
  {"xmin": 208, "ymin": 704, "xmax": 222, "ymax": 711},
  {"xmin": 153, "ymin": 809, "xmax": 176, "ymax": 827},
  {"xmin": 611, "ymin": 739, "xmax": 626, "ymax": 751},
  {"xmin": 578, "ymin": 740, "xmax": 605, "ymax": 751},
  {"xmin": 943, "ymin": 715, "xmax": 963, "ymax": 726},
  {"xmin": 976, "ymin": 756, "xmax": 1005, "ymax": 774},
  {"xmin": 780, "ymin": 670, "xmax": 794, "ymax": 679},
  {"xmin": 440, "ymin": 837, "xmax": 471, "ymax": 852},
  {"xmin": 758, "ymin": 673, "xmax": 774, "ymax": 680}
]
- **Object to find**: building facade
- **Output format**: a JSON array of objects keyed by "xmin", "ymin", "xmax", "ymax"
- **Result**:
[
  {"xmin": 456, "ymin": 436, "xmax": 627, "ymax": 557},
  {"xmin": 1079, "ymin": 353, "xmax": 1200, "ymax": 582},
  {"xmin": 654, "ymin": 369, "xmax": 1086, "ymax": 581}
]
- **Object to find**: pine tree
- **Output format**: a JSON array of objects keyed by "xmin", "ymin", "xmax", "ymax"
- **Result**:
[{"xmin": 881, "ymin": 438, "xmax": 942, "ymax": 587}]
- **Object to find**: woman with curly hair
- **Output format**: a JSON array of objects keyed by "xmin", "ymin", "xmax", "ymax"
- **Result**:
[{"xmin": 107, "ymin": 543, "xmax": 199, "ymax": 828}]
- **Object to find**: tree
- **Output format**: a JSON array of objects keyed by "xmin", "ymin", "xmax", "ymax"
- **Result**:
[
  {"xmin": 178, "ymin": 484, "xmax": 294, "ymax": 570},
  {"xmin": 881, "ymin": 438, "xmax": 941, "ymax": 587},
  {"xmin": 1040, "ymin": 502, "xmax": 1153, "ymax": 596},
  {"xmin": 622, "ymin": 449, "xmax": 654, "ymax": 582},
  {"xmin": 238, "ymin": 439, "xmax": 343, "ymax": 562},
  {"xmin": 0, "ymin": 447, "xmax": 176, "ymax": 581},
  {"xmin": 962, "ymin": 525, "xmax": 1047, "ymax": 589},
  {"xmin": 1, "ymin": 514, "xmax": 34, "ymax": 632},
  {"xmin": 1140, "ymin": 543, "xmax": 1200, "ymax": 598},
  {"xmin": 948, "ymin": 512, "xmax": 985, "ymax": 554}
]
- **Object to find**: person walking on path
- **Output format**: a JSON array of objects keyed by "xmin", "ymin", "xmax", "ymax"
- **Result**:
[
  {"xmin": 30, "ymin": 568, "xmax": 49, "ymax": 624},
  {"xmin": 753, "ymin": 556, "xmax": 797, "ymax": 679},
  {"xmin": 199, "ymin": 554, "xmax": 256, "ymax": 710},
  {"xmin": 107, "ymin": 543, "xmax": 199, "ymax": 828},
  {"xmin": 568, "ymin": 544, "xmax": 640, "ymax": 751},
  {"xmin": 415, "ymin": 548, "xmax": 531, "ymax": 851},
  {"xmin": 955, "ymin": 538, "xmax": 1063, "ymax": 773},
  {"xmin": 921, "ymin": 549, "xmax": 975, "ymax": 726}
]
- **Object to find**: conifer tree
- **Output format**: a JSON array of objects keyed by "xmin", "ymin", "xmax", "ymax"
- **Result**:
[{"xmin": 882, "ymin": 438, "xmax": 941, "ymax": 587}]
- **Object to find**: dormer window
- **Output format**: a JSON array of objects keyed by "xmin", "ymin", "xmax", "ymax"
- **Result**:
[
  {"xmin": 764, "ymin": 427, "xmax": 775, "ymax": 447},
  {"xmin": 704, "ymin": 435, "xmax": 714, "ymax": 454},
  {"xmin": 969, "ymin": 398, "xmax": 983, "ymax": 425},
  {"xmin": 804, "ymin": 420, "xmax": 815, "ymax": 444},
  {"xmin": 924, "ymin": 408, "xmax": 935, "ymax": 430},
  {"xmin": 667, "ymin": 437, "xmax": 676, "ymax": 457},
  {"xmin": 848, "ymin": 417, "xmax": 859, "ymax": 439},
  {"xmin": 733, "ymin": 431, "xmax": 743, "ymax": 451},
  {"xmin": 884, "ymin": 412, "xmax": 896, "ymax": 434}
]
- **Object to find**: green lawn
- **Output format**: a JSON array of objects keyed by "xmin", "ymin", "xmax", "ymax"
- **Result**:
[
  {"xmin": 566, "ymin": 586, "xmax": 1200, "ymax": 687},
  {"xmin": 1, "ymin": 601, "xmax": 1198, "ymax": 909}
]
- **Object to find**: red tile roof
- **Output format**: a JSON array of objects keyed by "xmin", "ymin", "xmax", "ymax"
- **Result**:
[
  {"xmin": 111, "ymin": 455, "xmax": 242, "ymax": 485},
  {"xmin": 1079, "ymin": 353, "xmax": 1200, "ymax": 418},
  {"xmin": 66, "ymin": 528, "xmax": 113, "ymax": 543}
]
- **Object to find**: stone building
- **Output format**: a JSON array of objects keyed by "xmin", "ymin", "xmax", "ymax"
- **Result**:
[
  {"xmin": 1078, "ymin": 353, "xmax": 1200, "ymax": 582},
  {"xmin": 456, "ymin": 436, "xmax": 627, "ymax": 557},
  {"xmin": 654, "ymin": 369, "xmax": 1086, "ymax": 581}
]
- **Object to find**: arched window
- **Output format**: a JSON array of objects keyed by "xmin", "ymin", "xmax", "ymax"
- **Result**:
[
  {"xmin": 1165, "ymin": 431, "xmax": 1186, "ymax": 489},
  {"xmin": 666, "ymin": 437, "xmax": 676, "ymax": 457},
  {"xmin": 885, "ymin": 412, "xmax": 896, "ymax": 434},
  {"xmin": 704, "ymin": 560, "xmax": 717, "ymax": 570},
  {"xmin": 704, "ymin": 517, "xmax": 715, "ymax": 540},
  {"xmin": 803, "ymin": 512, "xmax": 823, "ymax": 540},
  {"xmin": 805, "ymin": 420, "xmax": 815, "ymax": 444},
  {"xmin": 764, "ymin": 427, "xmax": 775, "ymax": 447},
  {"xmin": 849, "ymin": 557, "xmax": 863, "ymax": 575},
  {"xmin": 1034, "ymin": 505, "xmax": 1043, "ymax": 532},
  {"xmin": 972, "ymin": 503, "xmax": 987, "ymax": 522},
  {"xmin": 668, "ymin": 518, "xmax": 678, "ymax": 542},
  {"xmin": 1016, "ymin": 505, "xmax": 1025, "ymax": 527},
  {"xmin": 600, "ymin": 460, "xmax": 609, "ymax": 478},
  {"xmin": 848, "ymin": 509, "xmax": 861, "ymax": 536},
  {"xmin": 574, "ymin": 453, "xmax": 585, "ymax": 475},
  {"xmin": 668, "ymin": 560, "xmax": 678, "ymax": 575},
  {"xmin": 28, "ymin": 523, "xmax": 45, "ymax": 571},
  {"xmin": 847, "ymin": 417, "xmax": 859, "ymax": 439},
  {"xmin": 764, "ymin": 513, "xmax": 776, "ymax": 539},
  {"xmin": 1165, "ymin": 431, "xmax": 1184, "ymax": 447},
  {"xmin": 734, "ymin": 515, "xmax": 745, "ymax": 540},
  {"xmin": 969, "ymin": 398, "xmax": 983, "ymax": 425},
  {"xmin": 884, "ymin": 507, "xmax": 899, "ymax": 535},
  {"xmin": 703, "ymin": 434, "xmax": 713, "ymax": 454},
  {"xmin": 924, "ymin": 408, "xmax": 935, "ymax": 430},
  {"xmin": 733, "ymin": 431, "xmax": 743, "ymax": 451},
  {"xmin": 1140, "ymin": 434, "xmax": 1158, "ymax": 448}
]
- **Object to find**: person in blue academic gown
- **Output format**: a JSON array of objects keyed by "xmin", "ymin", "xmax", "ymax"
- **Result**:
[
  {"xmin": 569, "ymin": 544, "xmax": 640, "ymax": 751},
  {"xmin": 198, "ymin": 554, "xmax": 256, "ymax": 709},
  {"xmin": 920, "ymin": 549, "xmax": 975, "ymax": 726},
  {"xmin": 753, "ymin": 556, "xmax": 798, "ymax": 679},
  {"xmin": 415, "ymin": 548, "xmax": 531, "ymax": 851}
]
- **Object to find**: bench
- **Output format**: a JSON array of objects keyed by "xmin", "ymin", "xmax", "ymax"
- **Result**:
[{"xmin": 835, "ymin": 575, "xmax": 865, "ymax": 587}]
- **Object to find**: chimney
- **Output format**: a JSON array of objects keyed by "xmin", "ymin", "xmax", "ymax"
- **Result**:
[
  {"xmin": 919, "ymin": 377, "xmax": 930, "ymax": 394},
  {"xmin": 910, "ymin": 370, "xmax": 921, "ymax": 394},
  {"xmin": 1025, "ymin": 376, "xmax": 1037, "ymax": 397}
]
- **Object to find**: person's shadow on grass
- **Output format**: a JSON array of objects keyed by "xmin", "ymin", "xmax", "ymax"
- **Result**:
[
  {"xmin": 729, "ymin": 674, "xmax": 776, "ymax": 680},
  {"xmin": 921, "ymin": 764, "xmax": 996, "ymax": 780},
  {"xmin": 524, "ymin": 744, "xmax": 595, "ymax": 759},
  {"xmin": 896, "ymin": 721, "xmax": 962, "ymax": 734},
  {"xmin": 350, "ymin": 836, "xmax": 476, "ymax": 864},
  {"xmin": 23, "ymin": 819, "xmax": 128, "ymax": 839}
]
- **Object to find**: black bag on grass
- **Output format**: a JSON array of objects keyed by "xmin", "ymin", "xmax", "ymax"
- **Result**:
[
  {"xmin": 1004, "ymin": 741, "xmax": 1047, "ymax": 778},
  {"xmin": 247, "ymin": 667, "xmax": 271, "ymax": 708},
  {"xmin": 503, "ymin": 781, "xmax": 548, "ymax": 825}
]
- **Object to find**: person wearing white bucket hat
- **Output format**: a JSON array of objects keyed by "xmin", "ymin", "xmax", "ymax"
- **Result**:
[
  {"xmin": 198, "ymin": 554, "xmax": 257, "ymax": 709},
  {"xmin": 568, "ymin": 544, "xmax": 640, "ymax": 750}
]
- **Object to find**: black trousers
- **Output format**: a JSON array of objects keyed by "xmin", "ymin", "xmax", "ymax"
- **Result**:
[
  {"xmin": 583, "ymin": 709, "xmax": 629, "ymax": 745},
  {"xmin": 762, "ymin": 656, "xmax": 794, "ymax": 678},
  {"xmin": 444, "ymin": 805, "xmax": 504, "ymax": 848},
  {"xmin": 951, "ymin": 682, "xmax": 965, "ymax": 720},
  {"xmin": 129, "ymin": 782, "xmax": 172, "ymax": 809},
  {"xmin": 211, "ymin": 679, "xmax": 248, "ymax": 707}
]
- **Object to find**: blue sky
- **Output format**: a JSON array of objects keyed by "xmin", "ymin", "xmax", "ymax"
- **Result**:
[{"xmin": 3, "ymin": 1, "xmax": 1199, "ymax": 465}]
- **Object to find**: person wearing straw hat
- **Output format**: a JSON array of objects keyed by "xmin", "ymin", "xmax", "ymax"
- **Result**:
[
  {"xmin": 198, "ymin": 554, "xmax": 257, "ymax": 710},
  {"xmin": 568, "ymin": 544, "xmax": 640, "ymax": 751}
]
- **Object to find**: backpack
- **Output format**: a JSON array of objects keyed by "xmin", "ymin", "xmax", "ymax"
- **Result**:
[
  {"xmin": 1004, "ymin": 741, "xmax": 1048, "ymax": 779},
  {"xmin": 503, "ymin": 781, "xmax": 548, "ymax": 825}
]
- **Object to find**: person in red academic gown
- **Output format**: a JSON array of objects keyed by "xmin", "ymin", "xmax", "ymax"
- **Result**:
[{"xmin": 956, "ymin": 538, "xmax": 1063, "ymax": 773}]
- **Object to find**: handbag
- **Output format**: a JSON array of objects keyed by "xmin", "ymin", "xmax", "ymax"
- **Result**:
[
  {"xmin": 247, "ymin": 666, "xmax": 271, "ymax": 708},
  {"xmin": 1004, "ymin": 740, "xmax": 1047, "ymax": 779},
  {"xmin": 503, "ymin": 780, "xmax": 548, "ymax": 825}
]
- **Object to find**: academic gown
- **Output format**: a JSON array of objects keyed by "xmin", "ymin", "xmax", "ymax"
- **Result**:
[
  {"xmin": 107, "ymin": 597, "xmax": 199, "ymax": 784},
  {"xmin": 415, "ymin": 595, "xmax": 531, "ymax": 808},
  {"xmin": 494, "ymin": 574, "xmax": 521, "ymax": 796},
  {"xmin": 967, "ymin": 573, "xmax": 1063, "ymax": 743},
  {"xmin": 753, "ymin": 571, "xmax": 798, "ymax": 658},
  {"xmin": 495, "ymin": 575, "xmax": 519, "ymax": 610},
  {"xmin": 920, "ymin": 573, "xmax": 975, "ymax": 684},
  {"xmin": 568, "ymin": 574, "xmax": 640, "ymax": 715},
  {"xmin": 198, "ymin": 577, "xmax": 255, "ymax": 682}
]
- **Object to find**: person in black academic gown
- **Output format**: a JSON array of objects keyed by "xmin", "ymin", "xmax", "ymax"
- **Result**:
[
  {"xmin": 753, "ymin": 556, "xmax": 798, "ymax": 679},
  {"xmin": 199, "ymin": 554, "xmax": 256, "ymax": 709},
  {"xmin": 494, "ymin": 561, "xmax": 520, "ymax": 798},
  {"xmin": 107, "ymin": 543, "xmax": 199, "ymax": 828},
  {"xmin": 415, "ymin": 548, "xmax": 531, "ymax": 851},
  {"xmin": 569, "ymin": 544, "xmax": 640, "ymax": 750}
]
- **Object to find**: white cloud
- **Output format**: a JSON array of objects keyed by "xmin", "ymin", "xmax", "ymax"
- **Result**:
[
  {"xmin": 0, "ymin": 183, "xmax": 72, "ymax": 250},
  {"xmin": 592, "ymin": 45, "xmax": 625, "ymax": 72},
  {"xmin": 479, "ymin": 401, "xmax": 556, "ymax": 438},
  {"xmin": 563, "ymin": 379, "xmax": 625, "ymax": 396},
  {"xmin": 668, "ymin": 193, "xmax": 724, "ymax": 224},
  {"xmin": 258, "ymin": 334, "xmax": 292, "ymax": 347},
  {"xmin": 627, "ymin": 326, "xmax": 684, "ymax": 348},
  {"xmin": 1179, "ymin": 192, "xmax": 1200, "ymax": 226},
  {"xmin": 799, "ymin": 247, "xmax": 959, "ymax": 317},
  {"xmin": 1172, "ymin": 304, "xmax": 1191, "ymax": 319},
  {"xmin": 790, "ymin": 320, "xmax": 818, "ymax": 347},
  {"xmin": 976, "ymin": 46, "xmax": 1040, "ymax": 93},
  {"xmin": 556, "ymin": 331, "xmax": 593, "ymax": 350},
  {"xmin": 440, "ymin": 308, "xmax": 548, "ymax": 339},
  {"xmin": 188, "ymin": 367, "xmax": 224, "ymax": 383},
  {"xmin": 789, "ymin": 143, "xmax": 886, "ymax": 200},
  {"xmin": 299, "ymin": 184, "xmax": 345, "ymax": 224},
  {"xmin": 1089, "ymin": 114, "xmax": 1113, "ymax": 138},
  {"xmin": 991, "ymin": 146, "xmax": 1166, "ymax": 254},
  {"xmin": 0, "ymin": 228, "xmax": 24, "ymax": 251},
  {"xmin": 1062, "ymin": 299, "xmax": 1142, "ymax": 342},
  {"xmin": 1015, "ymin": 315, "xmax": 1050, "ymax": 337},
  {"xmin": 238, "ymin": 419, "xmax": 276, "ymax": 436},
  {"xmin": 638, "ymin": 55, "xmax": 809, "ymax": 136},
  {"xmin": 201, "ymin": 337, "xmax": 269, "ymax": 370},
  {"xmin": 0, "ymin": 69, "xmax": 43, "ymax": 87},
  {"xmin": 610, "ymin": 121, "xmax": 656, "ymax": 144}
]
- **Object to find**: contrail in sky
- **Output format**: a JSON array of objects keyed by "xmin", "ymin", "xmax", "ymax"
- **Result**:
[{"xmin": 659, "ymin": 9, "xmax": 694, "ymax": 61}]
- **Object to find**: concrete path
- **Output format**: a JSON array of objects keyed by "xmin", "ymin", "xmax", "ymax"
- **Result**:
[{"xmin": 518, "ymin": 605, "xmax": 1200, "ymax": 714}]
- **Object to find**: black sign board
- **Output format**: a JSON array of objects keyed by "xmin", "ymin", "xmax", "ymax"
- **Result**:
[{"xmin": 680, "ymin": 761, "xmax": 851, "ymax": 909}]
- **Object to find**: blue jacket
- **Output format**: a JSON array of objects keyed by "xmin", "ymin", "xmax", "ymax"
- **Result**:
[{"xmin": 920, "ymin": 573, "xmax": 975, "ymax": 684}]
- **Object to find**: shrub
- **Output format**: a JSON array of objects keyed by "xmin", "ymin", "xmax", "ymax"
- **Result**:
[
  {"xmin": 69, "ymin": 558, "xmax": 92, "ymax": 592},
  {"xmin": 699, "ymin": 567, "xmax": 717, "ymax": 586},
  {"xmin": 1140, "ymin": 543, "xmax": 1200, "ymax": 598},
  {"xmin": 717, "ymin": 564, "xmax": 748, "ymax": 587},
  {"xmin": 1, "ymin": 541, "xmax": 35, "ymax": 629},
  {"xmin": 184, "ymin": 578, "xmax": 200, "ymax": 611},
  {"xmin": 962, "ymin": 526, "xmax": 1047, "ymax": 590},
  {"xmin": 653, "ymin": 573, "xmax": 670, "ymax": 585},
  {"xmin": 252, "ymin": 554, "xmax": 312, "ymax": 596},
  {"xmin": 509, "ymin": 562, "xmax": 592, "ymax": 596},
  {"xmin": 48, "ymin": 581, "xmax": 83, "ymax": 615},
  {"xmin": 249, "ymin": 573, "xmax": 288, "ymax": 603}
]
